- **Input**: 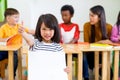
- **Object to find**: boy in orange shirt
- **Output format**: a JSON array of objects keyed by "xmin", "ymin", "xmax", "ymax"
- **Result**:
[{"xmin": 0, "ymin": 8, "xmax": 34, "ymax": 79}]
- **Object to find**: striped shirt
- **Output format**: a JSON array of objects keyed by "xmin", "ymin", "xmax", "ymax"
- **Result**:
[{"xmin": 30, "ymin": 39, "xmax": 63, "ymax": 52}]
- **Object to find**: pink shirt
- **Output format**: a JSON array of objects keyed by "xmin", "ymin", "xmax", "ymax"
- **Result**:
[{"xmin": 111, "ymin": 25, "xmax": 120, "ymax": 42}]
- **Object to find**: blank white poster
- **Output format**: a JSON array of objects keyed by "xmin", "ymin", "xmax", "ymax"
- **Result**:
[{"xmin": 28, "ymin": 50, "xmax": 68, "ymax": 80}]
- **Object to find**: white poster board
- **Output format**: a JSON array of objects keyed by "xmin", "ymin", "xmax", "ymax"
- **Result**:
[{"xmin": 28, "ymin": 50, "xmax": 68, "ymax": 80}]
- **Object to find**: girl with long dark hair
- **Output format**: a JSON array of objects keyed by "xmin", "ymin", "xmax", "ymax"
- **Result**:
[{"xmin": 84, "ymin": 5, "xmax": 113, "ymax": 79}]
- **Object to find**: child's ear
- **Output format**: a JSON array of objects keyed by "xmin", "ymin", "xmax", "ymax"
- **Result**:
[{"xmin": 6, "ymin": 16, "xmax": 10, "ymax": 21}]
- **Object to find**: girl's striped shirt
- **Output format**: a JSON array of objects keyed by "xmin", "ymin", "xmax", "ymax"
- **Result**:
[{"xmin": 30, "ymin": 39, "xmax": 63, "ymax": 52}]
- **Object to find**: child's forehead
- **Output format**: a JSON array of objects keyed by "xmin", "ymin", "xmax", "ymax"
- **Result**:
[
  {"xmin": 41, "ymin": 22, "xmax": 53, "ymax": 29},
  {"xmin": 61, "ymin": 10, "xmax": 70, "ymax": 13},
  {"xmin": 41, "ymin": 22, "xmax": 48, "ymax": 28},
  {"xmin": 61, "ymin": 10, "xmax": 72, "ymax": 16}
]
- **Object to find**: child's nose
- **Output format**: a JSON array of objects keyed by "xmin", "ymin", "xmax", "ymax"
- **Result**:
[{"xmin": 45, "ymin": 30, "xmax": 50, "ymax": 34}]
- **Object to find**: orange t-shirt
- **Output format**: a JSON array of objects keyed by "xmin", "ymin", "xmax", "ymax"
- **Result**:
[{"xmin": 0, "ymin": 23, "xmax": 28, "ymax": 45}]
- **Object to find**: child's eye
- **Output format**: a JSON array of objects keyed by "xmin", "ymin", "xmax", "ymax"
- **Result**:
[{"xmin": 42, "ymin": 28, "xmax": 46, "ymax": 30}]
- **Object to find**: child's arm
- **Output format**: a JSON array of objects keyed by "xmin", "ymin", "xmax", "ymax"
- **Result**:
[
  {"xmin": 69, "ymin": 38, "xmax": 78, "ymax": 44},
  {"xmin": 27, "ymin": 29, "xmax": 35, "ymax": 35},
  {"xmin": 110, "ymin": 25, "xmax": 120, "ymax": 42},
  {"xmin": 22, "ymin": 32, "xmax": 34, "ymax": 46},
  {"xmin": 69, "ymin": 24, "xmax": 80, "ymax": 44},
  {"xmin": 0, "ymin": 38, "xmax": 9, "ymax": 42},
  {"xmin": 18, "ymin": 26, "xmax": 34, "ymax": 47},
  {"xmin": 21, "ymin": 27, "xmax": 35, "ymax": 35},
  {"xmin": 20, "ymin": 21, "xmax": 35, "ymax": 35},
  {"xmin": 96, "ymin": 39, "xmax": 113, "ymax": 45},
  {"xmin": 0, "ymin": 35, "xmax": 15, "ymax": 42}
]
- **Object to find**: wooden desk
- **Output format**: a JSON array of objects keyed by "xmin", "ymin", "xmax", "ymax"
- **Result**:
[
  {"xmin": 79, "ymin": 48, "xmax": 111, "ymax": 80},
  {"xmin": 0, "ymin": 44, "xmax": 22, "ymax": 80},
  {"xmin": 61, "ymin": 44, "xmax": 83, "ymax": 80},
  {"xmin": 112, "ymin": 48, "xmax": 119, "ymax": 80},
  {"xmin": 61, "ymin": 44, "xmax": 119, "ymax": 80}
]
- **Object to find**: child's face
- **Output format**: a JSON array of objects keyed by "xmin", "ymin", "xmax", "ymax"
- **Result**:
[
  {"xmin": 6, "ymin": 14, "xmax": 19, "ymax": 25},
  {"xmin": 61, "ymin": 10, "xmax": 73, "ymax": 24},
  {"xmin": 40, "ymin": 22, "xmax": 54, "ymax": 43},
  {"xmin": 89, "ymin": 11, "xmax": 100, "ymax": 25}
]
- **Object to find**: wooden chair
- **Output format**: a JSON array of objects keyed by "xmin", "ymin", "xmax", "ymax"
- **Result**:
[{"xmin": 0, "ymin": 59, "xmax": 8, "ymax": 79}]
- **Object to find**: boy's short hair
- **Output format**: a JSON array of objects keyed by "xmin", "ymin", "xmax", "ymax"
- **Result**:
[
  {"xmin": 4, "ymin": 8, "xmax": 19, "ymax": 18},
  {"xmin": 61, "ymin": 4, "xmax": 74, "ymax": 15}
]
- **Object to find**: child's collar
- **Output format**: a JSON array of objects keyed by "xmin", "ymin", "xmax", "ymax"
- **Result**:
[
  {"xmin": 41, "ymin": 41, "xmax": 53, "ymax": 45},
  {"xmin": 6, "ymin": 23, "xmax": 18, "ymax": 27}
]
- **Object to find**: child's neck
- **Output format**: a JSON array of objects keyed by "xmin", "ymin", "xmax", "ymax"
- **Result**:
[
  {"xmin": 7, "ymin": 23, "xmax": 16, "ymax": 27},
  {"xmin": 64, "ymin": 22, "xmax": 72, "ymax": 25},
  {"xmin": 94, "ymin": 22, "xmax": 100, "ymax": 27},
  {"xmin": 42, "ymin": 39, "xmax": 52, "ymax": 43}
]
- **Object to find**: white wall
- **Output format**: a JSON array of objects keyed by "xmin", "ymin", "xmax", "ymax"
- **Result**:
[
  {"xmin": 8, "ymin": 0, "xmax": 120, "ymax": 31},
  {"xmin": 7, "ymin": 0, "xmax": 32, "ymax": 28}
]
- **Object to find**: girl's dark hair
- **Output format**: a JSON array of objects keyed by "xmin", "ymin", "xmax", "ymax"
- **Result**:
[
  {"xmin": 61, "ymin": 4, "xmax": 74, "ymax": 15},
  {"xmin": 35, "ymin": 14, "xmax": 60, "ymax": 43},
  {"xmin": 116, "ymin": 11, "xmax": 120, "ymax": 34},
  {"xmin": 4, "ymin": 8, "xmax": 19, "ymax": 18},
  {"xmin": 90, "ymin": 5, "xmax": 107, "ymax": 42}
]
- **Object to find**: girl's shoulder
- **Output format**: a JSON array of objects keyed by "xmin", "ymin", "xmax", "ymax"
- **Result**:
[
  {"xmin": 83, "ymin": 22, "xmax": 91, "ymax": 30},
  {"xmin": 52, "ymin": 42, "xmax": 64, "ymax": 51},
  {"xmin": 111, "ymin": 24, "xmax": 120, "ymax": 31},
  {"xmin": 84, "ymin": 22, "xmax": 91, "ymax": 27},
  {"xmin": 71, "ymin": 23, "xmax": 79, "ymax": 26},
  {"xmin": 112, "ymin": 24, "xmax": 118, "ymax": 28}
]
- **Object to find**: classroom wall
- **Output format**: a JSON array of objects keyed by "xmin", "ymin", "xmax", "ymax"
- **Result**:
[
  {"xmin": 8, "ymin": 0, "xmax": 120, "ymax": 31},
  {"xmin": 6, "ymin": 0, "xmax": 119, "ymax": 68}
]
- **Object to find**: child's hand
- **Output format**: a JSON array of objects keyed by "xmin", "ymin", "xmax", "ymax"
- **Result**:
[
  {"xmin": 18, "ymin": 21, "xmax": 25, "ymax": 34},
  {"xmin": 97, "ymin": 39, "xmax": 113, "ymax": 45},
  {"xmin": 64, "ymin": 67, "xmax": 70, "ymax": 73},
  {"xmin": 18, "ymin": 26, "xmax": 25, "ymax": 34}
]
